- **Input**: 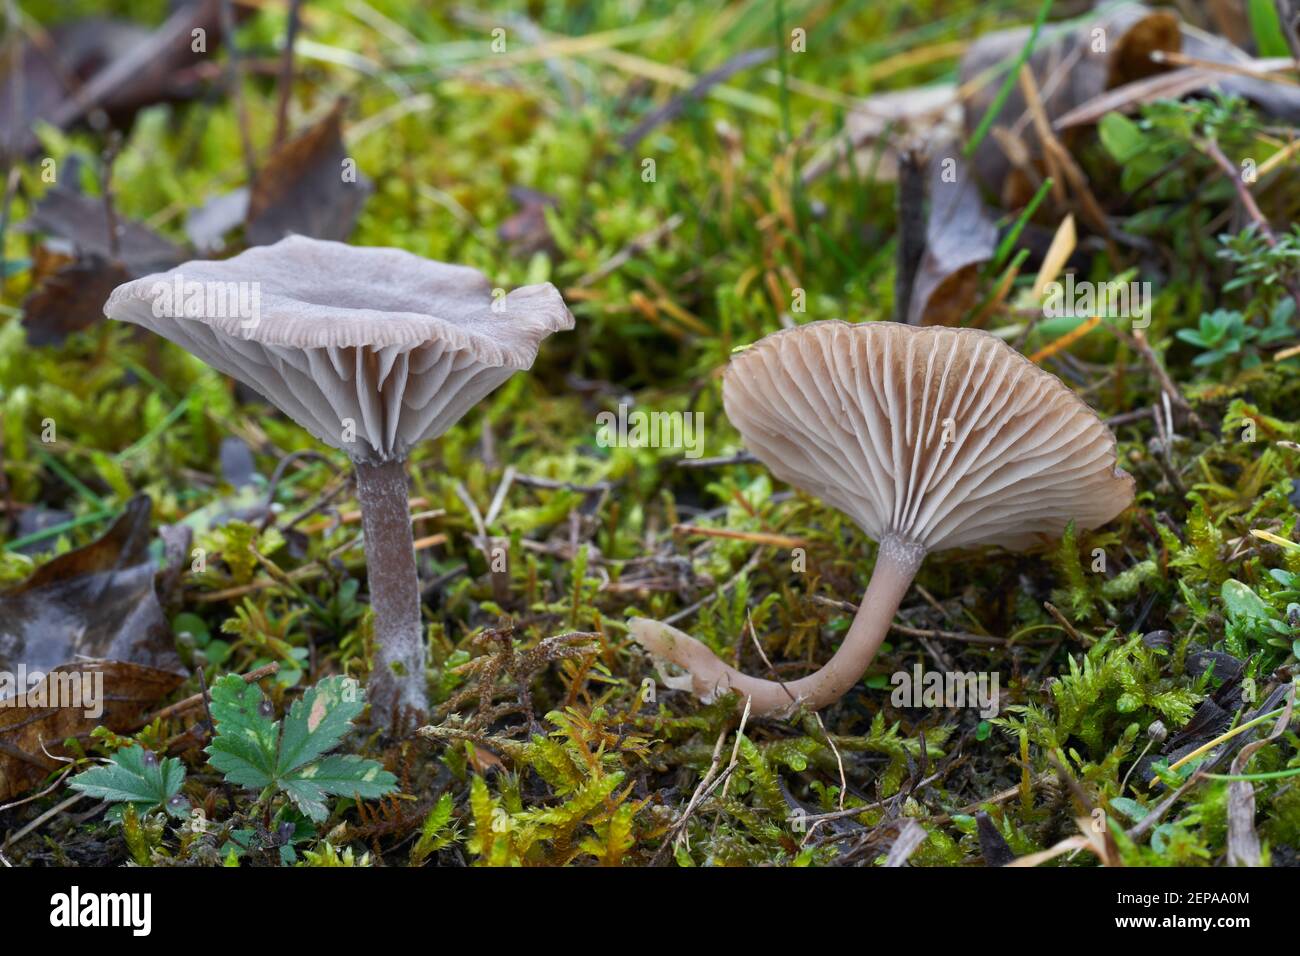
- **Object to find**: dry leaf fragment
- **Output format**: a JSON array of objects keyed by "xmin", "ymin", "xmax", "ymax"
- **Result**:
[
  {"xmin": 245, "ymin": 100, "xmax": 371, "ymax": 246},
  {"xmin": 907, "ymin": 143, "xmax": 998, "ymax": 326},
  {"xmin": 961, "ymin": 4, "xmax": 1179, "ymax": 206},
  {"xmin": 0, "ymin": 496, "xmax": 185, "ymax": 801}
]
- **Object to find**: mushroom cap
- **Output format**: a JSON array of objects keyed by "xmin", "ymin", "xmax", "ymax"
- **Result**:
[
  {"xmin": 105, "ymin": 236, "xmax": 573, "ymax": 462},
  {"xmin": 722, "ymin": 320, "xmax": 1134, "ymax": 551}
]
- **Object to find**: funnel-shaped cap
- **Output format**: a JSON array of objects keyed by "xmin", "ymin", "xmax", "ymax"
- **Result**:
[
  {"xmin": 722, "ymin": 321, "xmax": 1133, "ymax": 551},
  {"xmin": 105, "ymin": 236, "xmax": 573, "ymax": 462}
]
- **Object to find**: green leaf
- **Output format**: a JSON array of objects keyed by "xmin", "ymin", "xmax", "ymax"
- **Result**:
[
  {"xmin": 280, "ymin": 755, "xmax": 397, "ymax": 820},
  {"xmin": 205, "ymin": 674, "xmax": 397, "ymax": 822},
  {"xmin": 205, "ymin": 674, "xmax": 280, "ymax": 789},
  {"xmin": 1221, "ymin": 579, "xmax": 1272, "ymax": 621},
  {"xmin": 276, "ymin": 675, "xmax": 367, "ymax": 776},
  {"xmin": 1108, "ymin": 797, "xmax": 1148, "ymax": 823},
  {"xmin": 1099, "ymin": 112, "xmax": 1145, "ymax": 163},
  {"xmin": 1248, "ymin": 0, "xmax": 1291, "ymax": 57},
  {"xmin": 68, "ymin": 745, "xmax": 189, "ymax": 820}
]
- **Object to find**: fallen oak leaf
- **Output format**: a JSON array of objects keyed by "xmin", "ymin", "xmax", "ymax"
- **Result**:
[
  {"xmin": 19, "ymin": 179, "xmax": 186, "ymax": 345},
  {"xmin": 0, "ymin": 1, "xmax": 246, "ymax": 159},
  {"xmin": 22, "ymin": 181, "xmax": 185, "ymax": 276},
  {"xmin": 0, "ymin": 17, "xmax": 149, "ymax": 159}
]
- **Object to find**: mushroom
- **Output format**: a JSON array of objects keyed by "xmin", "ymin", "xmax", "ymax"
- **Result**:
[
  {"xmin": 631, "ymin": 320, "xmax": 1133, "ymax": 717},
  {"xmin": 104, "ymin": 235, "xmax": 573, "ymax": 724}
]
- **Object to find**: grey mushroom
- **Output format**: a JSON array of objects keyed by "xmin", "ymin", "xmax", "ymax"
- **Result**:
[{"xmin": 105, "ymin": 235, "xmax": 573, "ymax": 725}]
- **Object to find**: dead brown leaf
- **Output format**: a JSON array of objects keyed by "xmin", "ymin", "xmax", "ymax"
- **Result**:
[
  {"xmin": 960, "ymin": 3, "xmax": 1179, "ymax": 206},
  {"xmin": 245, "ymin": 99, "xmax": 371, "ymax": 246},
  {"xmin": 0, "ymin": 495, "xmax": 180, "ymax": 673},
  {"xmin": 0, "ymin": 2, "xmax": 242, "ymax": 159},
  {"xmin": 0, "ymin": 662, "xmax": 183, "ymax": 801},
  {"xmin": 0, "ymin": 496, "xmax": 184, "ymax": 801},
  {"xmin": 21, "ymin": 253, "xmax": 130, "ymax": 346},
  {"xmin": 907, "ymin": 143, "xmax": 998, "ymax": 326}
]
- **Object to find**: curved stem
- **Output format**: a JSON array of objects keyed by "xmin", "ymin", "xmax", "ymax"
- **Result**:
[
  {"xmin": 631, "ymin": 536, "xmax": 925, "ymax": 717},
  {"xmin": 354, "ymin": 457, "xmax": 427, "ymax": 726}
]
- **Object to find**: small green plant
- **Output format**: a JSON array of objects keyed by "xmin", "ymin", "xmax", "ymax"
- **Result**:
[
  {"xmin": 68, "ymin": 745, "xmax": 190, "ymax": 821},
  {"xmin": 1176, "ymin": 309, "xmax": 1259, "ymax": 368},
  {"xmin": 206, "ymin": 674, "xmax": 398, "ymax": 822},
  {"xmin": 1219, "ymin": 225, "xmax": 1300, "ymax": 293}
]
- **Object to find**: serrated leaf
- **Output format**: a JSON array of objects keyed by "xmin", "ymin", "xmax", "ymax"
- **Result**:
[
  {"xmin": 205, "ymin": 673, "xmax": 396, "ymax": 822},
  {"xmin": 281, "ymin": 754, "xmax": 397, "ymax": 822},
  {"xmin": 276, "ymin": 675, "xmax": 366, "ymax": 775},
  {"xmin": 69, "ymin": 745, "xmax": 189, "ymax": 819},
  {"xmin": 205, "ymin": 674, "xmax": 279, "ymax": 789}
]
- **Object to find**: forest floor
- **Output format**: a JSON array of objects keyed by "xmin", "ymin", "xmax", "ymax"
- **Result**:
[{"xmin": 2, "ymin": 0, "xmax": 1300, "ymax": 867}]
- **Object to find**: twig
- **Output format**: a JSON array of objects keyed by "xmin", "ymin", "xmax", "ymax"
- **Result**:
[
  {"xmin": 1110, "ymin": 324, "xmax": 1202, "ymax": 431},
  {"xmin": 259, "ymin": 449, "xmax": 343, "ymax": 531},
  {"xmin": 617, "ymin": 47, "xmax": 776, "ymax": 152},
  {"xmin": 0, "ymin": 765, "xmax": 75, "ymax": 813},
  {"xmin": 512, "ymin": 473, "xmax": 612, "ymax": 494},
  {"xmin": 650, "ymin": 724, "xmax": 733, "ymax": 865},
  {"xmin": 676, "ymin": 451, "xmax": 758, "ymax": 468},
  {"xmin": 1042, "ymin": 601, "xmax": 1087, "ymax": 644},
  {"xmin": 273, "ymin": 0, "xmax": 302, "ymax": 148},
  {"xmin": 1150, "ymin": 48, "xmax": 1299, "ymax": 86},
  {"xmin": 672, "ymin": 523, "xmax": 807, "ymax": 549},
  {"xmin": 2, "ymin": 793, "xmax": 86, "ymax": 850},
  {"xmin": 810, "ymin": 594, "xmax": 1009, "ymax": 645},
  {"xmin": 574, "ymin": 213, "xmax": 684, "ymax": 287},
  {"xmin": 663, "ymin": 550, "xmax": 761, "ymax": 626},
  {"xmin": 1202, "ymin": 136, "xmax": 1300, "ymax": 316},
  {"xmin": 893, "ymin": 148, "xmax": 926, "ymax": 324},
  {"xmin": 99, "ymin": 131, "xmax": 123, "ymax": 261},
  {"xmin": 219, "ymin": 0, "xmax": 258, "ymax": 184},
  {"xmin": 141, "ymin": 662, "xmax": 279, "ymax": 726}
]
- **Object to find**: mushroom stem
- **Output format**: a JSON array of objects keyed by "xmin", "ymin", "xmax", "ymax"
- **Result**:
[
  {"xmin": 354, "ymin": 457, "xmax": 427, "ymax": 725},
  {"xmin": 631, "ymin": 535, "xmax": 926, "ymax": 717}
]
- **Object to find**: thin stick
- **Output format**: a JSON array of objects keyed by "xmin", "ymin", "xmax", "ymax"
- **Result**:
[
  {"xmin": 1042, "ymin": 601, "xmax": 1087, "ymax": 644},
  {"xmin": 3, "ymin": 793, "xmax": 85, "ymax": 850},
  {"xmin": 219, "ymin": 0, "xmax": 258, "ymax": 184},
  {"xmin": 142, "ymin": 662, "xmax": 280, "ymax": 726},
  {"xmin": 1203, "ymin": 136, "xmax": 1300, "ymax": 315},
  {"xmin": 672, "ymin": 523, "xmax": 807, "ymax": 549},
  {"xmin": 273, "ymin": 0, "xmax": 302, "ymax": 148},
  {"xmin": 99, "ymin": 132, "xmax": 123, "ymax": 260},
  {"xmin": 676, "ymin": 451, "xmax": 758, "ymax": 469},
  {"xmin": 0, "ymin": 765, "xmax": 74, "ymax": 813},
  {"xmin": 1149, "ymin": 48, "xmax": 1300, "ymax": 86}
]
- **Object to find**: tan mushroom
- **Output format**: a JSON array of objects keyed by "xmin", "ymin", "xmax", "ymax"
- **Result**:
[
  {"xmin": 105, "ymin": 235, "xmax": 573, "ymax": 725},
  {"xmin": 631, "ymin": 320, "xmax": 1133, "ymax": 717}
]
